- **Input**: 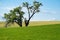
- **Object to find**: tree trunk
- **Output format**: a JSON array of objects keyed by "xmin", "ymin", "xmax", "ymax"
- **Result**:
[
  {"xmin": 5, "ymin": 21, "xmax": 10, "ymax": 28},
  {"xmin": 25, "ymin": 12, "xmax": 35, "ymax": 27},
  {"xmin": 15, "ymin": 21, "xmax": 22, "ymax": 27},
  {"xmin": 19, "ymin": 20, "xmax": 22, "ymax": 27},
  {"xmin": 18, "ymin": 23, "xmax": 22, "ymax": 27},
  {"xmin": 16, "ymin": 22, "xmax": 22, "ymax": 27},
  {"xmin": 5, "ymin": 22, "xmax": 8, "ymax": 27},
  {"xmin": 25, "ymin": 20, "xmax": 29, "ymax": 26}
]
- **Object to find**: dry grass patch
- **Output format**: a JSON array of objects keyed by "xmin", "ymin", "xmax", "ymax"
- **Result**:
[{"xmin": 0, "ymin": 21, "xmax": 60, "ymax": 27}]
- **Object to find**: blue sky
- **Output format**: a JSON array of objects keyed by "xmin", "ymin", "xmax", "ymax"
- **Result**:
[{"xmin": 0, "ymin": 0, "xmax": 60, "ymax": 21}]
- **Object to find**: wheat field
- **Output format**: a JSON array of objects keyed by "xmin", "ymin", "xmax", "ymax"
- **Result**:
[{"xmin": 0, "ymin": 21, "xmax": 60, "ymax": 27}]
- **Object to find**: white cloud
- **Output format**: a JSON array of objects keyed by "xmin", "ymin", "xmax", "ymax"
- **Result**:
[
  {"xmin": 22, "ymin": 7, "xmax": 28, "ymax": 13},
  {"xmin": 0, "ymin": 14, "xmax": 4, "ymax": 17},
  {"xmin": 0, "ymin": 7, "xmax": 16, "ymax": 18},
  {"xmin": 40, "ymin": 8, "xmax": 57, "ymax": 14},
  {"xmin": 30, "ymin": 18, "xmax": 56, "ymax": 21},
  {"xmin": 41, "ymin": 9, "xmax": 57, "ymax": 14},
  {"xmin": 46, "ymin": 18, "xmax": 56, "ymax": 21},
  {"xmin": 1, "ymin": 7, "xmax": 15, "ymax": 10},
  {"xmin": 22, "ymin": 7, "xmax": 29, "ymax": 19}
]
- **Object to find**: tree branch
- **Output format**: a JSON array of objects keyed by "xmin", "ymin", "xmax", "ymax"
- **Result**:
[
  {"xmin": 27, "ymin": 8, "xmax": 30, "ymax": 19},
  {"xmin": 28, "ymin": 10, "xmax": 35, "ymax": 21},
  {"xmin": 27, "ymin": 6, "xmax": 30, "ymax": 18}
]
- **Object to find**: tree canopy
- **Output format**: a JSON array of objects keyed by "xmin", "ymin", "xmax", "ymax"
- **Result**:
[{"xmin": 4, "ymin": 1, "xmax": 42, "ymax": 27}]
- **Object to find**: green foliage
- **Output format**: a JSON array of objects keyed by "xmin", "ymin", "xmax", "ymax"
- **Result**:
[
  {"xmin": 22, "ymin": 1, "xmax": 42, "ymax": 26},
  {"xmin": 23, "ymin": 1, "xmax": 42, "ymax": 13},
  {"xmin": 23, "ymin": 2, "xmax": 29, "ymax": 7},
  {"xmin": 4, "ymin": 1, "xmax": 42, "ymax": 27},
  {"xmin": 33, "ymin": 1, "xmax": 42, "ymax": 10},
  {"xmin": 4, "ymin": 6, "xmax": 24, "ymax": 27},
  {"xmin": 14, "ymin": 7, "xmax": 22, "ymax": 12}
]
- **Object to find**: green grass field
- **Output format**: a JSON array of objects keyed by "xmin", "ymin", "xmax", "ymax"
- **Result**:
[{"xmin": 0, "ymin": 24, "xmax": 60, "ymax": 40}]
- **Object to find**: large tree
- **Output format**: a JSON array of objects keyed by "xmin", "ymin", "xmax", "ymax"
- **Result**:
[
  {"xmin": 23, "ymin": 1, "xmax": 42, "ymax": 26},
  {"xmin": 4, "ymin": 1, "xmax": 42, "ymax": 27},
  {"xmin": 4, "ymin": 7, "xmax": 24, "ymax": 27}
]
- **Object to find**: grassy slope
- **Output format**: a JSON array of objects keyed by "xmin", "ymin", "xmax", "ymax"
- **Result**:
[{"xmin": 0, "ymin": 24, "xmax": 60, "ymax": 40}]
